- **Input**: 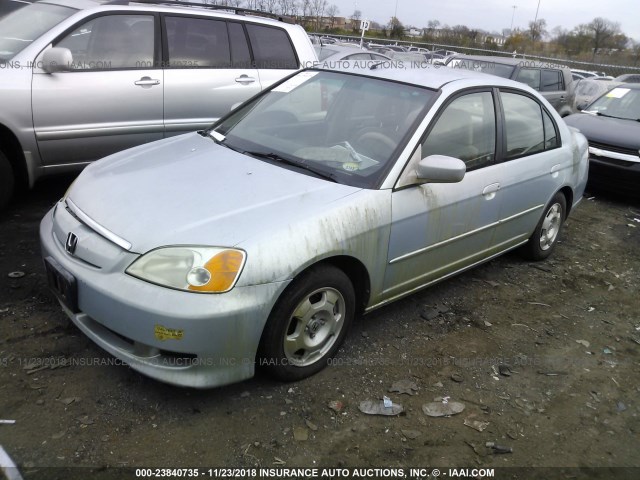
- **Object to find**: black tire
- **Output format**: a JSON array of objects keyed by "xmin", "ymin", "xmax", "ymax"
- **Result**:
[
  {"xmin": 258, "ymin": 265, "xmax": 355, "ymax": 381},
  {"xmin": 0, "ymin": 149, "xmax": 15, "ymax": 211},
  {"xmin": 521, "ymin": 192, "xmax": 566, "ymax": 261}
]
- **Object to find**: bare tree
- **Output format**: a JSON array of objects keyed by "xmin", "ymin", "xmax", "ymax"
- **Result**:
[
  {"xmin": 588, "ymin": 17, "xmax": 621, "ymax": 60},
  {"xmin": 277, "ymin": 0, "xmax": 297, "ymax": 16},
  {"xmin": 326, "ymin": 4, "xmax": 339, "ymax": 29},
  {"xmin": 350, "ymin": 9, "xmax": 361, "ymax": 32},
  {"xmin": 311, "ymin": 0, "xmax": 327, "ymax": 31},
  {"xmin": 528, "ymin": 18, "xmax": 547, "ymax": 42}
]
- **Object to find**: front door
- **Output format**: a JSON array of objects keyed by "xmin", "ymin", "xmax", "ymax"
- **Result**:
[
  {"xmin": 383, "ymin": 91, "xmax": 502, "ymax": 301},
  {"xmin": 32, "ymin": 13, "xmax": 163, "ymax": 166}
]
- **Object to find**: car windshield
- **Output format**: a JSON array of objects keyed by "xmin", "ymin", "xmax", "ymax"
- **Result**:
[
  {"xmin": 449, "ymin": 58, "xmax": 515, "ymax": 78},
  {"xmin": 0, "ymin": 3, "xmax": 77, "ymax": 61},
  {"xmin": 315, "ymin": 46, "xmax": 339, "ymax": 61},
  {"xmin": 211, "ymin": 70, "xmax": 435, "ymax": 188},
  {"xmin": 585, "ymin": 87, "xmax": 640, "ymax": 121}
]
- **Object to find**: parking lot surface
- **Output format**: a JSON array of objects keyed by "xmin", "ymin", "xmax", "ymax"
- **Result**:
[{"xmin": 0, "ymin": 176, "xmax": 639, "ymax": 475}]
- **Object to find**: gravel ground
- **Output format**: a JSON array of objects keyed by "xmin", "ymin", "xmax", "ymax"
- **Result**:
[{"xmin": 0, "ymin": 176, "xmax": 639, "ymax": 479}]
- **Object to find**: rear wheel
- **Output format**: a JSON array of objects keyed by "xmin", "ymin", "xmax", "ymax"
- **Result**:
[
  {"xmin": 521, "ymin": 192, "xmax": 566, "ymax": 261},
  {"xmin": 258, "ymin": 265, "xmax": 355, "ymax": 381},
  {"xmin": 0, "ymin": 149, "xmax": 15, "ymax": 210}
]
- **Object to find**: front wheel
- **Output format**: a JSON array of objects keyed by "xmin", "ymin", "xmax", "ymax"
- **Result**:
[
  {"xmin": 521, "ymin": 192, "xmax": 566, "ymax": 261},
  {"xmin": 258, "ymin": 265, "xmax": 355, "ymax": 381},
  {"xmin": 0, "ymin": 149, "xmax": 15, "ymax": 210}
]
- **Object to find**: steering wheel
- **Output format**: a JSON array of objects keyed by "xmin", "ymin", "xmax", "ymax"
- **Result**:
[{"xmin": 353, "ymin": 130, "xmax": 397, "ymax": 159}]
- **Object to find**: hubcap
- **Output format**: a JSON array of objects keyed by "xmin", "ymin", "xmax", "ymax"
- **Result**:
[
  {"xmin": 283, "ymin": 287, "xmax": 345, "ymax": 367},
  {"xmin": 539, "ymin": 203, "xmax": 562, "ymax": 251}
]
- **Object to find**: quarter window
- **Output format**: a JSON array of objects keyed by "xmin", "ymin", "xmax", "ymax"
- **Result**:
[
  {"xmin": 421, "ymin": 92, "xmax": 496, "ymax": 171},
  {"xmin": 56, "ymin": 15, "xmax": 155, "ymax": 70},
  {"xmin": 245, "ymin": 24, "xmax": 297, "ymax": 69},
  {"xmin": 542, "ymin": 109, "xmax": 559, "ymax": 149}
]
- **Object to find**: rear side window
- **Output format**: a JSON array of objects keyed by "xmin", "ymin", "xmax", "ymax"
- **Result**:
[
  {"xmin": 541, "ymin": 69, "xmax": 564, "ymax": 91},
  {"xmin": 501, "ymin": 92, "xmax": 561, "ymax": 159},
  {"xmin": 165, "ymin": 16, "xmax": 230, "ymax": 68},
  {"xmin": 246, "ymin": 24, "xmax": 297, "ymax": 69}
]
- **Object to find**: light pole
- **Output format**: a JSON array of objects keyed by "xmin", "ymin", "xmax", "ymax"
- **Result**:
[
  {"xmin": 394, "ymin": 0, "xmax": 399, "ymax": 20},
  {"xmin": 510, "ymin": 5, "xmax": 517, "ymax": 33},
  {"xmin": 533, "ymin": 0, "xmax": 541, "ymax": 25}
]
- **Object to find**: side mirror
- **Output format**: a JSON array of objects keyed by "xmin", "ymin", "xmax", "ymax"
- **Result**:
[
  {"xmin": 576, "ymin": 101, "xmax": 589, "ymax": 111},
  {"xmin": 42, "ymin": 47, "xmax": 73, "ymax": 73},
  {"xmin": 416, "ymin": 155, "xmax": 466, "ymax": 183}
]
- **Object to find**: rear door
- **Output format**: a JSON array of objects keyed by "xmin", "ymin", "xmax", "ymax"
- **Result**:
[
  {"xmin": 540, "ymin": 68, "xmax": 569, "ymax": 113},
  {"xmin": 492, "ymin": 89, "xmax": 566, "ymax": 246},
  {"xmin": 162, "ymin": 15, "xmax": 261, "ymax": 137},
  {"xmin": 32, "ymin": 13, "xmax": 163, "ymax": 166}
]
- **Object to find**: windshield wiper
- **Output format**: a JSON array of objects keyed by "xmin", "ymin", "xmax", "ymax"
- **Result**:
[
  {"xmin": 199, "ymin": 129, "xmax": 244, "ymax": 153},
  {"xmin": 244, "ymin": 151, "xmax": 338, "ymax": 183}
]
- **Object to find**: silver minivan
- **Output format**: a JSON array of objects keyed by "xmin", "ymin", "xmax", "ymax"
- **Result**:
[{"xmin": 0, "ymin": 0, "xmax": 316, "ymax": 208}]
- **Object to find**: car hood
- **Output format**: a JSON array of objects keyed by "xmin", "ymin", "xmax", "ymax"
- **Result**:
[
  {"xmin": 68, "ymin": 133, "xmax": 362, "ymax": 253},
  {"xmin": 563, "ymin": 113, "xmax": 640, "ymax": 150}
]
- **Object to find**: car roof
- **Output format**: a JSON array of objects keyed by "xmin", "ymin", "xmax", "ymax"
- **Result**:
[
  {"xmin": 317, "ymin": 62, "xmax": 530, "ymax": 91},
  {"xmin": 607, "ymin": 83, "xmax": 640, "ymax": 90},
  {"xmin": 454, "ymin": 54, "xmax": 571, "ymax": 71},
  {"xmin": 38, "ymin": 0, "xmax": 294, "ymax": 25}
]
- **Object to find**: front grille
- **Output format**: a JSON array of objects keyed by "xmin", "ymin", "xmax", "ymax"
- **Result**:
[
  {"xmin": 590, "ymin": 156, "xmax": 635, "ymax": 168},
  {"xmin": 589, "ymin": 141, "xmax": 639, "ymax": 157}
]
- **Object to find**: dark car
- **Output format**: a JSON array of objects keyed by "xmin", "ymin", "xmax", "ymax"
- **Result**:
[
  {"xmin": 564, "ymin": 84, "xmax": 640, "ymax": 197},
  {"xmin": 614, "ymin": 74, "xmax": 640, "ymax": 84},
  {"xmin": 448, "ymin": 55, "xmax": 575, "ymax": 117}
]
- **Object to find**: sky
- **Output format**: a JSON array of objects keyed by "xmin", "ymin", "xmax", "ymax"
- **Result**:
[{"xmin": 329, "ymin": 0, "xmax": 640, "ymax": 41}]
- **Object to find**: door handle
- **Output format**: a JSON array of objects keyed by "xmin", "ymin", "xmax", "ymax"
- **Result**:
[
  {"xmin": 482, "ymin": 183, "xmax": 500, "ymax": 200},
  {"xmin": 235, "ymin": 75, "xmax": 256, "ymax": 85},
  {"xmin": 134, "ymin": 76, "xmax": 160, "ymax": 87}
]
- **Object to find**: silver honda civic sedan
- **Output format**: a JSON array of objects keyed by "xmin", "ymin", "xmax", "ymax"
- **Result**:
[{"xmin": 40, "ymin": 65, "xmax": 589, "ymax": 388}]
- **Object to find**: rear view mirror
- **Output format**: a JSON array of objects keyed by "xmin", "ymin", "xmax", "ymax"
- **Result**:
[
  {"xmin": 42, "ymin": 47, "xmax": 73, "ymax": 73},
  {"xmin": 416, "ymin": 155, "xmax": 466, "ymax": 183}
]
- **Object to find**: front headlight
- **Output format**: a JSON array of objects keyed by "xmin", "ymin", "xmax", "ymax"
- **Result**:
[{"xmin": 126, "ymin": 247, "xmax": 246, "ymax": 293}]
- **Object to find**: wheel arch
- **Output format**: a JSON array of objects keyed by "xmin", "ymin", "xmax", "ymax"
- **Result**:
[
  {"xmin": 0, "ymin": 123, "xmax": 29, "ymax": 190},
  {"xmin": 558, "ymin": 185, "xmax": 573, "ymax": 218},
  {"xmin": 287, "ymin": 255, "xmax": 372, "ymax": 315}
]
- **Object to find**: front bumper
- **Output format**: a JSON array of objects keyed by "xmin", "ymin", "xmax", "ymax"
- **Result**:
[
  {"xmin": 588, "ymin": 156, "xmax": 640, "ymax": 197},
  {"xmin": 40, "ymin": 206, "xmax": 289, "ymax": 388}
]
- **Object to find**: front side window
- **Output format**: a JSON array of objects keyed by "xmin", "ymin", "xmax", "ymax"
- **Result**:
[
  {"xmin": 516, "ymin": 68, "xmax": 541, "ymax": 90},
  {"xmin": 421, "ymin": 92, "xmax": 496, "ymax": 171},
  {"xmin": 165, "ymin": 16, "xmax": 230, "ymax": 68},
  {"xmin": 245, "ymin": 24, "xmax": 297, "ymax": 69},
  {"xmin": 56, "ymin": 14, "xmax": 154, "ymax": 70}
]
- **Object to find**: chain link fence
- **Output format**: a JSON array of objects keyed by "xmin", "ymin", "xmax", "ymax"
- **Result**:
[{"xmin": 314, "ymin": 33, "xmax": 640, "ymax": 77}]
